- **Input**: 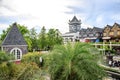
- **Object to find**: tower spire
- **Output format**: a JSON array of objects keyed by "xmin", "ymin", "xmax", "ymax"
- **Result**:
[{"xmin": 69, "ymin": 16, "xmax": 81, "ymax": 32}]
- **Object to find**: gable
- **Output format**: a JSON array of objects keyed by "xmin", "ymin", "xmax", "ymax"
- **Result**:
[
  {"xmin": 111, "ymin": 25, "xmax": 118, "ymax": 31},
  {"xmin": 104, "ymin": 26, "xmax": 111, "ymax": 33},
  {"xmin": 2, "ymin": 23, "xmax": 27, "ymax": 46}
]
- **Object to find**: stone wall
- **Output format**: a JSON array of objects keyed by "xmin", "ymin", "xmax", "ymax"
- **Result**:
[{"xmin": 2, "ymin": 46, "xmax": 28, "ymax": 54}]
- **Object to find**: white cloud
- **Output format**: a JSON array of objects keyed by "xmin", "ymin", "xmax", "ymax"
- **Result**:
[
  {"xmin": 1, "ymin": 0, "xmax": 120, "ymax": 34},
  {"xmin": 0, "ymin": 0, "xmax": 78, "ymax": 33},
  {"xmin": 96, "ymin": 15, "xmax": 103, "ymax": 25},
  {"xmin": 111, "ymin": 14, "xmax": 120, "ymax": 21},
  {"xmin": 81, "ymin": 23, "xmax": 93, "ymax": 29},
  {"xmin": 0, "ymin": 24, "xmax": 9, "ymax": 34}
]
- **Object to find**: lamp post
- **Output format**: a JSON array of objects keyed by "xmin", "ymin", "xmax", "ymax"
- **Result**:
[
  {"xmin": 103, "ymin": 42, "xmax": 105, "ymax": 55},
  {"xmin": 39, "ymin": 57, "xmax": 43, "ymax": 67}
]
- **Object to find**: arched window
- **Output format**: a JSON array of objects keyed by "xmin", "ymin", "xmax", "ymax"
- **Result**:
[{"xmin": 10, "ymin": 48, "xmax": 22, "ymax": 60}]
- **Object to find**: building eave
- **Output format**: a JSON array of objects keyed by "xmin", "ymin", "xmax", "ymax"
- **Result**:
[{"xmin": 1, "ymin": 45, "xmax": 28, "ymax": 47}]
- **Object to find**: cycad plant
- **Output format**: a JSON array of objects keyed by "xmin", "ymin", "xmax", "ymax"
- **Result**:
[{"xmin": 48, "ymin": 42, "xmax": 105, "ymax": 80}]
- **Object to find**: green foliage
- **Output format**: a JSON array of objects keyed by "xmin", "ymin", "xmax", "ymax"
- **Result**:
[
  {"xmin": 16, "ymin": 63, "xmax": 42, "ymax": 80},
  {"xmin": 17, "ymin": 24, "xmax": 29, "ymax": 36},
  {"xmin": 21, "ymin": 52, "xmax": 46, "ymax": 67},
  {"xmin": 25, "ymin": 36, "xmax": 32, "ymax": 51},
  {"xmin": 0, "ymin": 27, "xmax": 10, "ymax": 41},
  {"xmin": 48, "ymin": 42, "xmax": 105, "ymax": 80},
  {"xmin": 29, "ymin": 28, "xmax": 38, "ymax": 50},
  {"xmin": 0, "ymin": 51, "xmax": 45, "ymax": 80},
  {"xmin": 0, "ymin": 23, "xmax": 63, "ymax": 51},
  {"xmin": 22, "ymin": 52, "xmax": 41, "ymax": 65},
  {"xmin": 38, "ymin": 27, "xmax": 63, "ymax": 50},
  {"xmin": 0, "ymin": 62, "xmax": 44, "ymax": 80},
  {"xmin": 17, "ymin": 24, "xmax": 32, "ymax": 51},
  {"xmin": 47, "ymin": 29, "xmax": 63, "ymax": 50},
  {"xmin": 38, "ymin": 26, "xmax": 47, "ymax": 50},
  {"xmin": 0, "ymin": 51, "xmax": 10, "ymax": 64}
]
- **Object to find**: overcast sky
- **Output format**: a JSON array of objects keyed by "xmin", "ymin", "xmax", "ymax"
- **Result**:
[{"xmin": 0, "ymin": 0, "xmax": 120, "ymax": 34}]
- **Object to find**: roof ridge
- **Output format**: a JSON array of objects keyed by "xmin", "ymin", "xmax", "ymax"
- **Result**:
[{"xmin": 70, "ymin": 16, "xmax": 79, "ymax": 22}]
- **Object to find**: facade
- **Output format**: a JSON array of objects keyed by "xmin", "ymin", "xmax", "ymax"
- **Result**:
[
  {"xmin": 62, "ymin": 32, "xmax": 79, "ymax": 42},
  {"xmin": 62, "ymin": 16, "xmax": 81, "ymax": 42},
  {"xmin": 1, "ymin": 23, "xmax": 28, "ymax": 60},
  {"xmin": 79, "ymin": 27, "xmax": 103, "ymax": 42},
  {"xmin": 103, "ymin": 23, "xmax": 120, "ymax": 42},
  {"xmin": 62, "ymin": 16, "xmax": 103, "ymax": 43}
]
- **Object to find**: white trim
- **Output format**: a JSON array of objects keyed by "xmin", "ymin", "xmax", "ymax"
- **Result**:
[
  {"xmin": 2, "ymin": 45, "xmax": 27, "ymax": 47},
  {"xmin": 10, "ymin": 47, "xmax": 22, "ymax": 60},
  {"xmin": 85, "ymin": 37, "xmax": 97, "ymax": 39},
  {"xmin": 102, "ymin": 37, "xmax": 111, "ymax": 39},
  {"xmin": 1, "ymin": 47, "xmax": 3, "ymax": 51}
]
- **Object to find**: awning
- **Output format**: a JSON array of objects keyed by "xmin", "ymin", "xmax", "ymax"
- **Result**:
[
  {"xmin": 80, "ymin": 39, "xmax": 85, "ymax": 42},
  {"xmin": 95, "ymin": 39, "xmax": 100, "ymax": 42},
  {"xmin": 85, "ymin": 37, "xmax": 97, "ymax": 39},
  {"xmin": 102, "ymin": 37, "xmax": 111, "ymax": 39}
]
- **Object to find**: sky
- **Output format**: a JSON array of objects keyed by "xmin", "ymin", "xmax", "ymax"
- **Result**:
[{"xmin": 0, "ymin": 0, "xmax": 120, "ymax": 34}]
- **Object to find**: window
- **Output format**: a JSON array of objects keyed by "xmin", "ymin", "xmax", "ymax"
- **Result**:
[
  {"xmin": 10, "ymin": 48, "xmax": 22, "ymax": 60},
  {"xmin": 109, "ymin": 32, "xmax": 114, "ymax": 36},
  {"xmin": 89, "ymin": 34, "xmax": 93, "ymax": 37},
  {"xmin": 117, "ymin": 31, "xmax": 120, "ymax": 35},
  {"xmin": 95, "ymin": 33, "xmax": 99, "ymax": 36},
  {"xmin": 103, "ymin": 33, "xmax": 106, "ymax": 36},
  {"xmin": 17, "ymin": 50, "xmax": 21, "ymax": 59},
  {"xmin": 83, "ymin": 35, "xmax": 87, "ymax": 37}
]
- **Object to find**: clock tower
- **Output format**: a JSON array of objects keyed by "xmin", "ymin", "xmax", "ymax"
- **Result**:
[{"xmin": 69, "ymin": 16, "xmax": 81, "ymax": 33}]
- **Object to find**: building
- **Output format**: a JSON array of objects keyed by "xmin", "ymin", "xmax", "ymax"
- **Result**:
[
  {"xmin": 103, "ymin": 23, "xmax": 120, "ymax": 42},
  {"xmin": 1, "ymin": 23, "xmax": 28, "ymax": 60},
  {"xmin": 62, "ymin": 16, "xmax": 81, "ymax": 42},
  {"xmin": 79, "ymin": 27, "xmax": 103, "ymax": 42},
  {"xmin": 62, "ymin": 16, "xmax": 103, "ymax": 43},
  {"xmin": 69, "ymin": 16, "xmax": 81, "ymax": 33}
]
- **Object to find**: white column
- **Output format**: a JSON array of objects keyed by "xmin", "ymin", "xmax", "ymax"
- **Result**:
[
  {"xmin": 110, "ymin": 42, "xmax": 112, "ymax": 50},
  {"xmin": 103, "ymin": 42, "xmax": 105, "ymax": 55},
  {"xmin": 1, "ymin": 47, "xmax": 3, "ymax": 51}
]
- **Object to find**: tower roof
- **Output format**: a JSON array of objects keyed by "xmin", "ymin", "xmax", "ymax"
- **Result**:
[
  {"xmin": 70, "ymin": 16, "xmax": 79, "ymax": 22},
  {"xmin": 2, "ymin": 23, "xmax": 27, "ymax": 46}
]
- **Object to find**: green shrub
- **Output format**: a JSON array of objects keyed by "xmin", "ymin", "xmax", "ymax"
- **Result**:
[
  {"xmin": 0, "ymin": 63, "xmax": 10, "ymax": 80},
  {"xmin": 0, "ymin": 51, "xmax": 45, "ymax": 80},
  {"xmin": 0, "ymin": 62, "xmax": 44, "ymax": 80},
  {"xmin": 17, "ymin": 63, "xmax": 43, "ymax": 80},
  {"xmin": 0, "ymin": 51, "xmax": 9, "ymax": 64},
  {"xmin": 48, "ymin": 43, "xmax": 105, "ymax": 80},
  {"xmin": 21, "ymin": 52, "xmax": 47, "ymax": 67}
]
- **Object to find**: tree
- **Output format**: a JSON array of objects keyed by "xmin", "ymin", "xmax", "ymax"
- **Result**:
[
  {"xmin": 47, "ymin": 29, "xmax": 56, "ymax": 48},
  {"xmin": 48, "ymin": 42, "xmax": 105, "ymax": 80},
  {"xmin": 0, "ymin": 27, "xmax": 10, "ymax": 41},
  {"xmin": 54, "ymin": 29, "xmax": 63, "ymax": 44},
  {"xmin": 38, "ymin": 26, "xmax": 47, "ymax": 50},
  {"xmin": 47, "ymin": 29, "xmax": 63, "ymax": 49},
  {"xmin": 29, "ymin": 28, "xmax": 38, "ymax": 51},
  {"xmin": 17, "ymin": 24, "xmax": 32, "ymax": 51}
]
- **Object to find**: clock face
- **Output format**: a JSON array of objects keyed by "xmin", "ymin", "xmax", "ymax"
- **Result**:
[
  {"xmin": 72, "ymin": 26, "xmax": 75, "ymax": 31},
  {"xmin": 70, "ymin": 25, "xmax": 78, "ymax": 32}
]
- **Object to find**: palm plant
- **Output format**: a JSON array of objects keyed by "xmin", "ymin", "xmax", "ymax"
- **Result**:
[{"xmin": 48, "ymin": 42, "xmax": 105, "ymax": 80}]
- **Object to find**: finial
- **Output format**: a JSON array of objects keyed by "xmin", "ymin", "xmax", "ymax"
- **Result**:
[{"xmin": 13, "ymin": 22, "xmax": 17, "ymax": 25}]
